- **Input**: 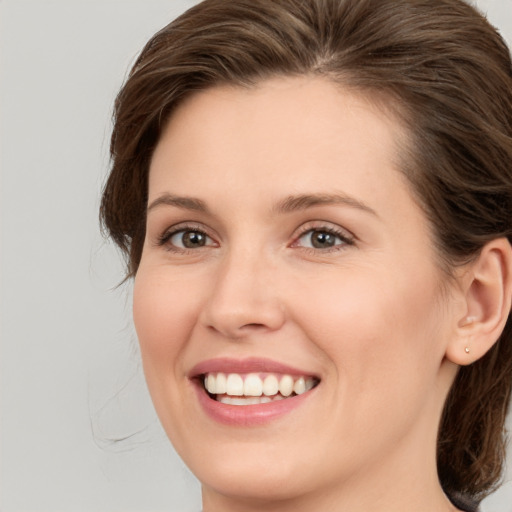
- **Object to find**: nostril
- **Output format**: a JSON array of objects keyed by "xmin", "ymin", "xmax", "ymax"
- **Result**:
[{"xmin": 206, "ymin": 321, "xmax": 269, "ymax": 340}]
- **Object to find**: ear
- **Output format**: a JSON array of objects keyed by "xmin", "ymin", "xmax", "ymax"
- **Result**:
[{"xmin": 446, "ymin": 238, "xmax": 512, "ymax": 366}]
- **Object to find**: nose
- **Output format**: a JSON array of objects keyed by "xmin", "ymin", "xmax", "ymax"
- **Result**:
[{"xmin": 199, "ymin": 250, "xmax": 286, "ymax": 339}]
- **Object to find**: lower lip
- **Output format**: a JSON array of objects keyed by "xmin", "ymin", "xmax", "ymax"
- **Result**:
[{"xmin": 193, "ymin": 381, "xmax": 316, "ymax": 426}]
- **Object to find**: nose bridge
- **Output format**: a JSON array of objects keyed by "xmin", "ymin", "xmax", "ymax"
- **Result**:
[{"xmin": 201, "ymin": 243, "xmax": 285, "ymax": 338}]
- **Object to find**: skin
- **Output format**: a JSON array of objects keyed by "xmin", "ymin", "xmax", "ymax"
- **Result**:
[{"xmin": 133, "ymin": 77, "xmax": 467, "ymax": 512}]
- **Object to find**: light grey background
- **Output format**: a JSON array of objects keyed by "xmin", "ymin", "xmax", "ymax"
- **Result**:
[{"xmin": 1, "ymin": 1, "xmax": 511, "ymax": 511}]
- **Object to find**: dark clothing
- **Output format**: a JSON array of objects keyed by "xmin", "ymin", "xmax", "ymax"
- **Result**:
[{"xmin": 448, "ymin": 492, "xmax": 481, "ymax": 512}]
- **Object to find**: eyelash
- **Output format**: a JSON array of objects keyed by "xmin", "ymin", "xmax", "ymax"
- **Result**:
[
  {"xmin": 156, "ymin": 223, "xmax": 215, "ymax": 253},
  {"xmin": 156, "ymin": 222, "xmax": 355, "ymax": 254},
  {"xmin": 291, "ymin": 224, "xmax": 355, "ymax": 253}
]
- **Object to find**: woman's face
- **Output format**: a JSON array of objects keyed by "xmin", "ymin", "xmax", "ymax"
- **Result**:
[{"xmin": 134, "ymin": 77, "xmax": 461, "ymax": 507}]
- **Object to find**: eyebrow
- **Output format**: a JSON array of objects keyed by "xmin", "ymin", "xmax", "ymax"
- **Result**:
[
  {"xmin": 273, "ymin": 193, "xmax": 378, "ymax": 217},
  {"xmin": 147, "ymin": 192, "xmax": 378, "ymax": 217},
  {"xmin": 147, "ymin": 193, "xmax": 210, "ymax": 214}
]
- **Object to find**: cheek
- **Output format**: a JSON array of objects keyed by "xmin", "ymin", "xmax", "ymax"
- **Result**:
[
  {"xmin": 286, "ymin": 265, "xmax": 448, "ymax": 463},
  {"xmin": 132, "ymin": 268, "xmax": 200, "ymax": 371},
  {"xmin": 291, "ymin": 263, "xmax": 446, "ymax": 396},
  {"xmin": 132, "ymin": 267, "xmax": 207, "ymax": 447}
]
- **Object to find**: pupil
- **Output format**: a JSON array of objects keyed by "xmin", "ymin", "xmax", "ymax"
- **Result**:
[
  {"xmin": 183, "ymin": 231, "xmax": 205, "ymax": 248},
  {"xmin": 311, "ymin": 231, "xmax": 335, "ymax": 248}
]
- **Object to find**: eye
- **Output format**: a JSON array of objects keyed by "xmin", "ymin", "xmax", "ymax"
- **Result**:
[
  {"xmin": 159, "ymin": 227, "xmax": 216, "ymax": 250},
  {"xmin": 294, "ymin": 227, "xmax": 354, "ymax": 250},
  {"xmin": 172, "ymin": 230, "xmax": 210, "ymax": 248}
]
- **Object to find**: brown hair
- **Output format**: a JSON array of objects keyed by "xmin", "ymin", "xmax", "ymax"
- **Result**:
[{"xmin": 100, "ymin": 0, "xmax": 512, "ymax": 500}]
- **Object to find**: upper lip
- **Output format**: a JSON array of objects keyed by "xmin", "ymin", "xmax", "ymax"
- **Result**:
[{"xmin": 188, "ymin": 357, "xmax": 319, "ymax": 379}]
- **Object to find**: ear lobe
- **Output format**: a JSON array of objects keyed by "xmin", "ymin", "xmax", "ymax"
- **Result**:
[{"xmin": 446, "ymin": 238, "xmax": 512, "ymax": 366}]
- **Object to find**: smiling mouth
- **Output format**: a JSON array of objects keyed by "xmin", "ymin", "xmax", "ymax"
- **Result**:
[{"xmin": 202, "ymin": 372, "xmax": 320, "ymax": 405}]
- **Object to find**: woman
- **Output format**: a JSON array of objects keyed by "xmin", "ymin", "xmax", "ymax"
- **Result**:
[{"xmin": 100, "ymin": 0, "xmax": 512, "ymax": 510}]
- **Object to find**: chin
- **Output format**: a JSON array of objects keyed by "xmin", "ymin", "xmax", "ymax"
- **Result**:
[
  {"xmin": 198, "ymin": 461, "xmax": 315, "ymax": 504},
  {"xmin": 170, "ymin": 431, "xmax": 323, "ymax": 502}
]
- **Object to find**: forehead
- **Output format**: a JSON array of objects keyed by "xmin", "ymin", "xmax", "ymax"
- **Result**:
[{"xmin": 149, "ymin": 76, "xmax": 409, "ymax": 200}]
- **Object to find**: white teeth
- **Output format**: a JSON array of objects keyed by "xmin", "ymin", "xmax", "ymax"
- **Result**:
[
  {"xmin": 203, "ymin": 372, "xmax": 318, "ymax": 399},
  {"xmin": 279, "ymin": 375, "xmax": 294, "ymax": 397},
  {"xmin": 205, "ymin": 374, "xmax": 216, "ymax": 394},
  {"xmin": 226, "ymin": 373, "xmax": 244, "ymax": 396},
  {"xmin": 219, "ymin": 395, "xmax": 281, "ymax": 405},
  {"xmin": 219, "ymin": 396, "xmax": 248, "ymax": 406},
  {"xmin": 293, "ymin": 377, "xmax": 306, "ymax": 395},
  {"xmin": 263, "ymin": 375, "xmax": 279, "ymax": 396},
  {"xmin": 244, "ymin": 374, "xmax": 263, "ymax": 396},
  {"xmin": 216, "ymin": 372, "xmax": 227, "ymax": 394}
]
